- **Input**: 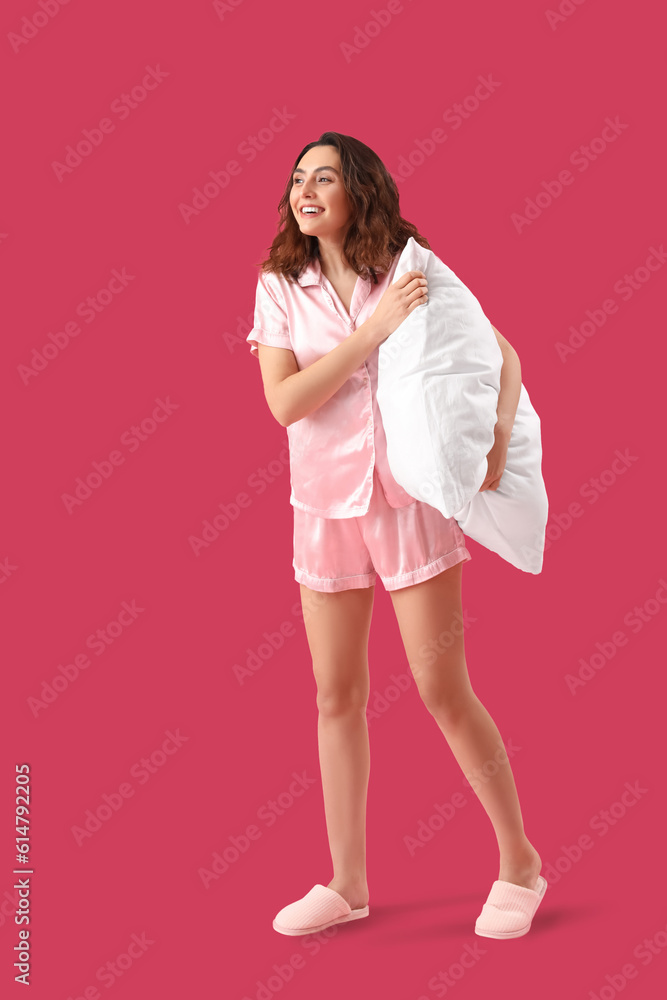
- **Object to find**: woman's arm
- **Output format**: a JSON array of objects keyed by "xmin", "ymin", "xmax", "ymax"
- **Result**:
[
  {"xmin": 257, "ymin": 317, "xmax": 382, "ymax": 427},
  {"xmin": 478, "ymin": 324, "xmax": 522, "ymax": 491},
  {"xmin": 490, "ymin": 324, "xmax": 522, "ymax": 441},
  {"xmin": 257, "ymin": 271, "xmax": 428, "ymax": 427}
]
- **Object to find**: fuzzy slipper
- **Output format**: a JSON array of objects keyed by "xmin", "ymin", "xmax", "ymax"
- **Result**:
[
  {"xmin": 272, "ymin": 884, "xmax": 369, "ymax": 936},
  {"xmin": 474, "ymin": 875, "xmax": 548, "ymax": 939}
]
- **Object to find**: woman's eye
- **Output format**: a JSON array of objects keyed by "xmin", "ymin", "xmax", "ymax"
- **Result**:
[{"xmin": 292, "ymin": 176, "xmax": 331, "ymax": 184}]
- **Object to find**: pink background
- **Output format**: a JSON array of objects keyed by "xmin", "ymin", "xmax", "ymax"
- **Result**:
[{"xmin": 2, "ymin": 1, "xmax": 665, "ymax": 997}]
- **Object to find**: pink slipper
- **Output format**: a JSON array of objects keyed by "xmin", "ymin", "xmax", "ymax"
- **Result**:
[
  {"xmin": 474, "ymin": 875, "xmax": 548, "ymax": 939},
  {"xmin": 272, "ymin": 884, "xmax": 369, "ymax": 936}
]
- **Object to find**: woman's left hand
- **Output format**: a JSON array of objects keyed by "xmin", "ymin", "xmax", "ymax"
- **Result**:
[{"xmin": 478, "ymin": 429, "xmax": 510, "ymax": 492}]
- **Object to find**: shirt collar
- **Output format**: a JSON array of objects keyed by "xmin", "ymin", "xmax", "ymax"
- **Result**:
[
  {"xmin": 296, "ymin": 255, "xmax": 374, "ymax": 288},
  {"xmin": 296, "ymin": 256, "xmax": 323, "ymax": 287}
]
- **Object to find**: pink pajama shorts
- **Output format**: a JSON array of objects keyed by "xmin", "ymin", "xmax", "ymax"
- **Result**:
[{"xmin": 293, "ymin": 468, "xmax": 471, "ymax": 593}]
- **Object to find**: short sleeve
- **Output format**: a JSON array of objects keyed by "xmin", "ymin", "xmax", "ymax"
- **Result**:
[{"xmin": 246, "ymin": 270, "xmax": 292, "ymax": 358}]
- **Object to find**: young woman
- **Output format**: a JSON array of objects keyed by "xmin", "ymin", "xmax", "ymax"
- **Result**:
[{"xmin": 246, "ymin": 131, "xmax": 547, "ymax": 940}]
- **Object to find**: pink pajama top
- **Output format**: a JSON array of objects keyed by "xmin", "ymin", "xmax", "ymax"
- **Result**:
[{"xmin": 246, "ymin": 251, "xmax": 417, "ymax": 519}]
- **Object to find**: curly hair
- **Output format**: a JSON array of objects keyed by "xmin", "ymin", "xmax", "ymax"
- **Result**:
[{"xmin": 255, "ymin": 131, "xmax": 432, "ymax": 285}]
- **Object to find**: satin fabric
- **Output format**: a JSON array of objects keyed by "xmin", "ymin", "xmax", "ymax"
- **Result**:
[
  {"xmin": 247, "ymin": 252, "xmax": 416, "ymax": 518},
  {"xmin": 293, "ymin": 467, "xmax": 471, "ymax": 593}
]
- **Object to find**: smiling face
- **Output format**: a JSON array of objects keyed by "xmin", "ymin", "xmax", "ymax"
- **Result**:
[{"xmin": 289, "ymin": 145, "xmax": 353, "ymax": 240}]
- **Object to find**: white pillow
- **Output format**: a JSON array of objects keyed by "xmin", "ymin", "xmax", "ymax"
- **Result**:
[
  {"xmin": 453, "ymin": 383, "xmax": 549, "ymax": 574},
  {"xmin": 376, "ymin": 237, "xmax": 548, "ymax": 574},
  {"xmin": 376, "ymin": 237, "xmax": 503, "ymax": 518}
]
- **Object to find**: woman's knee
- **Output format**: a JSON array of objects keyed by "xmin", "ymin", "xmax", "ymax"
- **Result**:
[
  {"xmin": 315, "ymin": 675, "xmax": 369, "ymax": 718},
  {"xmin": 414, "ymin": 669, "xmax": 477, "ymax": 725}
]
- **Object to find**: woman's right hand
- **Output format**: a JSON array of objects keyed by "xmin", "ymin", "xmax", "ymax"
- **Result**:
[{"xmin": 368, "ymin": 270, "xmax": 428, "ymax": 345}]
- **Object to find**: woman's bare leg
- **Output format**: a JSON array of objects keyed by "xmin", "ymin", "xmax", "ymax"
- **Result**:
[
  {"xmin": 299, "ymin": 582, "xmax": 375, "ymax": 909},
  {"xmin": 389, "ymin": 562, "xmax": 542, "ymax": 889}
]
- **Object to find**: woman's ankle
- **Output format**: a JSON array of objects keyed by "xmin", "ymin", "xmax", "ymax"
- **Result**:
[
  {"xmin": 327, "ymin": 876, "xmax": 369, "ymax": 909},
  {"xmin": 498, "ymin": 839, "xmax": 541, "ymax": 876}
]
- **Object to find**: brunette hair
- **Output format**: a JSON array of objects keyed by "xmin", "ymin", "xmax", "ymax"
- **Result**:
[{"xmin": 255, "ymin": 131, "xmax": 431, "ymax": 284}]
